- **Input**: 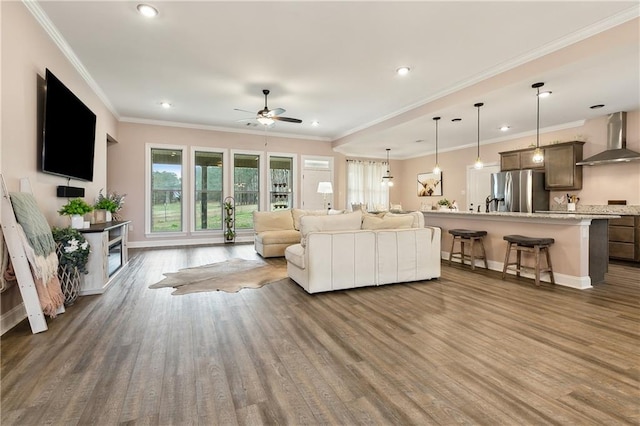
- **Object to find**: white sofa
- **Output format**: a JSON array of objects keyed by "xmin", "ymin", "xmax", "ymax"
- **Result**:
[{"xmin": 285, "ymin": 211, "xmax": 441, "ymax": 293}]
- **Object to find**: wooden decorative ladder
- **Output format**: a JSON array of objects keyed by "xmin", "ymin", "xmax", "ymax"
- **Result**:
[{"xmin": 1, "ymin": 174, "xmax": 63, "ymax": 333}]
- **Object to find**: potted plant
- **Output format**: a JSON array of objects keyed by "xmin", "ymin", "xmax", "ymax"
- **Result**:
[
  {"xmin": 52, "ymin": 226, "xmax": 90, "ymax": 305},
  {"xmin": 94, "ymin": 189, "xmax": 126, "ymax": 221},
  {"xmin": 223, "ymin": 198, "xmax": 235, "ymax": 243},
  {"xmin": 437, "ymin": 198, "xmax": 452, "ymax": 211},
  {"xmin": 58, "ymin": 198, "xmax": 93, "ymax": 228}
]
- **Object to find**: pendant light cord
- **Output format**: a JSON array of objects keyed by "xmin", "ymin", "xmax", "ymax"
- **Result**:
[{"xmin": 536, "ymin": 86, "xmax": 540, "ymax": 149}]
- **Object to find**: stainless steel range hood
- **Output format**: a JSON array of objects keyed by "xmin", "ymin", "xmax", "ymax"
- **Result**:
[{"xmin": 577, "ymin": 112, "xmax": 640, "ymax": 166}]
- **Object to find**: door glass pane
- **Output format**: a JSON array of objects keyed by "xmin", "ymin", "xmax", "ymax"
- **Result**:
[
  {"xmin": 234, "ymin": 153, "xmax": 259, "ymax": 229},
  {"xmin": 194, "ymin": 151, "xmax": 223, "ymax": 231},
  {"xmin": 151, "ymin": 148, "xmax": 182, "ymax": 232},
  {"xmin": 269, "ymin": 156, "xmax": 293, "ymax": 211}
]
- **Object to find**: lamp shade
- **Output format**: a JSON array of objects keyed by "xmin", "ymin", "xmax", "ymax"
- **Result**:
[{"xmin": 317, "ymin": 182, "xmax": 333, "ymax": 194}]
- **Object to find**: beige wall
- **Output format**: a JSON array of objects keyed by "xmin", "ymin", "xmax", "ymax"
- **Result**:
[
  {"xmin": 397, "ymin": 110, "xmax": 640, "ymax": 211},
  {"xmin": 1, "ymin": 2, "xmax": 117, "ymax": 324},
  {"xmin": 113, "ymin": 122, "xmax": 341, "ymax": 245}
]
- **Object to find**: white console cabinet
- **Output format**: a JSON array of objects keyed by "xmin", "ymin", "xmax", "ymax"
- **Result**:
[{"xmin": 78, "ymin": 221, "xmax": 130, "ymax": 295}]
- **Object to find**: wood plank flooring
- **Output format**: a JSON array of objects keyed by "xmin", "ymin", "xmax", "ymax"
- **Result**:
[{"xmin": 2, "ymin": 243, "xmax": 638, "ymax": 425}]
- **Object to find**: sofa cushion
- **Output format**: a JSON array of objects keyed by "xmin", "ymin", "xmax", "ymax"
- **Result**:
[
  {"xmin": 292, "ymin": 208, "xmax": 328, "ymax": 230},
  {"xmin": 385, "ymin": 211, "xmax": 425, "ymax": 228},
  {"xmin": 362, "ymin": 215, "xmax": 413, "ymax": 230},
  {"xmin": 255, "ymin": 229, "xmax": 301, "ymax": 245},
  {"xmin": 253, "ymin": 209, "xmax": 294, "ymax": 233},
  {"xmin": 284, "ymin": 243, "xmax": 305, "ymax": 269},
  {"xmin": 328, "ymin": 209, "xmax": 345, "ymax": 215},
  {"xmin": 300, "ymin": 210, "xmax": 363, "ymax": 246}
]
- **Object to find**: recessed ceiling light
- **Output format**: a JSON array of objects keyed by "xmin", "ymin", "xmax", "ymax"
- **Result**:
[
  {"xmin": 137, "ymin": 4, "xmax": 158, "ymax": 17},
  {"xmin": 160, "ymin": 101, "xmax": 172, "ymax": 108},
  {"xmin": 590, "ymin": 104, "xmax": 605, "ymax": 109},
  {"xmin": 311, "ymin": 120, "xmax": 320, "ymax": 127},
  {"xmin": 538, "ymin": 91, "xmax": 552, "ymax": 98},
  {"xmin": 451, "ymin": 118, "xmax": 462, "ymax": 122},
  {"xmin": 396, "ymin": 66, "xmax": 410, "ymax": 76},
  {"xmin": 500, "ymin": 125, "xmax": 510, "ymax": 131}
]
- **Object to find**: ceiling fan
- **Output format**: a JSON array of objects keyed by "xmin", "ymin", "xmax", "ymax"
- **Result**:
[{"xmin": 235, "ymin": 89, "xmax": 302, "ymax": 126}]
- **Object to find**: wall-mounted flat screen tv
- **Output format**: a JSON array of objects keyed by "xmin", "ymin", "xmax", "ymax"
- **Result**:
[{"xmin": 41, "ymin": 68, "xmax": 97, "ymax": 182}]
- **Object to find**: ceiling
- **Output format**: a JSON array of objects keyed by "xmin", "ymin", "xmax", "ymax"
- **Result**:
[{"xmin": 33, "ymin": 1, "xmax": 640, "ymax": 160}]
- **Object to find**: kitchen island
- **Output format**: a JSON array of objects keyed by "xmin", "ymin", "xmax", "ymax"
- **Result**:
[{"xmin": 422, "ymin": 211, "xmax": 616, "ymax": 289}]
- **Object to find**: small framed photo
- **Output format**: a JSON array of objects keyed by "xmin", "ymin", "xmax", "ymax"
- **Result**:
[{"xmin": 417, "ymin": 172, "xmax": 442, "ymax": 197}]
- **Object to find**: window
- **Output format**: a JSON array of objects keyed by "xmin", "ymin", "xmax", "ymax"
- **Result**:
[
  {"xmin": 194, "ymin": 150, "xmax": 223, "ymax": 231},
  {"xmin": 347, "ymin": 160, "xmax": 388, "ymax": 211},
  {"xmin": 233, "ymin": 152, "xmax": 261, "ymax": 229},
  {"xmin": 149, "ymin": 147, "xmax": 184, "ymax": 233}
]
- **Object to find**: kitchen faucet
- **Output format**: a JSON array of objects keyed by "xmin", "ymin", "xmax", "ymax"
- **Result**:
[{"xmin": 485, "ymin": 196, "xmax": 505, "ymax": 212}]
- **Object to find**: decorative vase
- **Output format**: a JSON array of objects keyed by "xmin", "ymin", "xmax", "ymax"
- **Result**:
[
  {"xmin": 106, "ymin": 211, "xmax": 112, "ymax": 222},
  {"xmin": 70, "ymin": 214, "xmax": 84, "ymax": 229},
  {"xmin": 55, "ymin": 244, "xmax": 81, "ymax": 306}
]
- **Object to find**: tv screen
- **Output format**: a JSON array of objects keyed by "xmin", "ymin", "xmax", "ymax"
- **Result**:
[{"xmin": 42, "ymin": 68, "xmax": 97, "ymax": 182}]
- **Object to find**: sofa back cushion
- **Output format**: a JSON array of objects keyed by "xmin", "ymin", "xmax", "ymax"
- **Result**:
[
  {"xmin": 362, "ymin": 215, "xmax": 414, "ymax": 230},
  {"xmin": 300, "ymin": 210, "xmax": 363, "ymax": 246},
  {"xmin": 292, "ymin": 208, "xmax": 328, "ymax": 230},
  {"xmin": 385, "ymin": 211, "xmax": 425, "ymax": 228},
  {"xmin": 253, "ymin": 209, "xmax": 294, "ymax": 233}
]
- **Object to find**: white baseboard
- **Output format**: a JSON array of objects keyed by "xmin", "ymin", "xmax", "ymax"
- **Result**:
[
  {"xmin": 442, "ymin": 252, "xmax": 592, "ymax": 289},
  {"xmin": 1, "ymin": 303, "xmax": 26, "ymax": 336}
]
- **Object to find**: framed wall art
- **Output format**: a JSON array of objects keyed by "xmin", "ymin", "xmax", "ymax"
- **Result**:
[{"xmin": 417, "ymin": 172, "xmax": 442, "ymax": 197}]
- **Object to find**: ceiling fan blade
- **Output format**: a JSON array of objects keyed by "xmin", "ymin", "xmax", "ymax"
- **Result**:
[
  {"xmin": 273, "ymin": 116, "xmax": 302, "ymax": 124},
  {"xmin": 267, "ymin": 108, "xmax": 286, "ymax": 117},
  {"xmin": 235, "ymin": 118, "xmax": 256, "ymax": 122},
  {"xmin": 234, "ymin": 108, "xmax": 256, "ymax": 114}
]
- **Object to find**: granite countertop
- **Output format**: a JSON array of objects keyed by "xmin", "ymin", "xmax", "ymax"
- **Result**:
[
  {"xmin": 544, "ymin": 205, "xmax": 639, "ymax": 216},
  {"xmin": 422, "ymin": 210, "xmax": 618, "ymax": 220}
]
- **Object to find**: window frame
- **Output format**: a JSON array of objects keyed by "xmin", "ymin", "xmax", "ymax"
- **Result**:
[
  {"xmin": 145, "ymin": 143, "xmax": 188, "ymax": 236},
  {"xmin": 230, "ymin": 149, "xmax": 265, "ymax": 229},
  {"xmin": 189, "ymin": 146, "xmax": 229, "ymax": 234}
]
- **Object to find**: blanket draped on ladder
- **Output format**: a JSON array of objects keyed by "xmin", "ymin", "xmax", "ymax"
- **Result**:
[{"xmin": 9, "ymin": 192, "xmax": 64, "ymax": 316}]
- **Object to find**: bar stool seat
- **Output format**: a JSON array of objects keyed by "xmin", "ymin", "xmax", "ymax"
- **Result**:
[
  {"xmin": 448, "ymin": 229, "xmax": 488, "ymax": 270},
  {"xmin": 502, "ymin": 234, "xmax": 555, "ymax": 286}
]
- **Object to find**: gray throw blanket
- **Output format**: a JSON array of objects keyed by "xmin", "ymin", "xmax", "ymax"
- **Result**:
[{"xmin": 9, "ymin": 192, "xmax": 58, "ymax": 283}]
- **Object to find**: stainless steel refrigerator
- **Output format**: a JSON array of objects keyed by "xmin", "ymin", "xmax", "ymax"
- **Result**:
[{"xmin": 489, "ymin": 170, "xmax": 549, "ymax": 213}]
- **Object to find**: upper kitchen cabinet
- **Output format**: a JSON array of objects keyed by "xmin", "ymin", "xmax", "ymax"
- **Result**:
[
  {"xmin": 499, "ymin": 147, "xmax": 545, "ymax": 171},
  {"xmin": 544, "ymin": 141, "xmax": 585, "ymax": 190}
]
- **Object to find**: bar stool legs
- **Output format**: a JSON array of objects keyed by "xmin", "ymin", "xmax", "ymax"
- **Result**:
[
  {"xmin": 448, "ymin": 229, "xmax": 488, "ymax": 270},
  {"xmin": 502, "ymin": 235, "xmax": 555, "ymax": 286}
]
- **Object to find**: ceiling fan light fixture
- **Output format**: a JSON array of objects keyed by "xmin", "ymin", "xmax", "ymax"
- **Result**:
[{"xmin": 257, "ymin": 116, "xmax": 274, "ymax": 126}]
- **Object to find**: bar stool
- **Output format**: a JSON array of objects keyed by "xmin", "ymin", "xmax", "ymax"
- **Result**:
[
  {"xmin": 502, "ymin": 235, "xmax": 555, "ymax": 286},
  {"xmin": 448, "ymin": 229, "xmax": 488, "ymax": 270}
]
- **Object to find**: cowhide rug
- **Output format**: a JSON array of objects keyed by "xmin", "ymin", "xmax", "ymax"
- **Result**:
[{"xmin": 149, "ymin": 258, "xmax": 288, "ymax": 295}]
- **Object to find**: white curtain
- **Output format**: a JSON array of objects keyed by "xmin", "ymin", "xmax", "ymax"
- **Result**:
[{"xmin": 347, "ymin": 160, "xmax": 388, "ymax": 211}]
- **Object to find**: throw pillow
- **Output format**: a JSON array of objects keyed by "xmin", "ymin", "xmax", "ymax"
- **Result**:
[
  {"xmin": 292, "ymin": 208, "xmax": 328, "ymax": 231},
  {"xmin": 328, "ymin": 209, "xmax": 345, "ymax": 215},
  {"xmin": 299, "ymin": 210, "xmax": 363, "ymax": 247},
  {"xmin": 385, "ymin": 211, "xmax": 425, "ymax": 228},
  {"xmin": 362, "ymin": 215, "xmax": 413, "ymax": 230}
]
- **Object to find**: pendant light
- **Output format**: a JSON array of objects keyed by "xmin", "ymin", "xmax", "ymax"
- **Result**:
[
  {"xmin": 474, "ymin": 102, "xmax": 484, "ymax": 169},
  {"xmin": 532, "ymin": 82, "xmax": 547, "ymax": 164},
  {"xmin": 381, "ymin": 148, "xmax": 394, "ymax": 186},
  {"xmin": 432, "ymin": 117, "xmax": 441, "ymax": 174}
]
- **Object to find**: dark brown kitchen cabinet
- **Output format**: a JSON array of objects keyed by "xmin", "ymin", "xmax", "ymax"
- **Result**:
[
  {"xmin": 499, "ymin": 147, "xmax": 544, "ymax": 171},
  {"xmin": 609, "ymin": 215, "xmax": 640, "ymax": 262},
  {"xmin": 544, "ymin": 141, "xmax": 585, "ymax": 190}
]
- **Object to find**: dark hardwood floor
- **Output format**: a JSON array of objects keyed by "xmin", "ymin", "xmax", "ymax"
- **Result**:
[{"xmin": 2, "ymin": 243, "xmax": 638, "ymax": 425}]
